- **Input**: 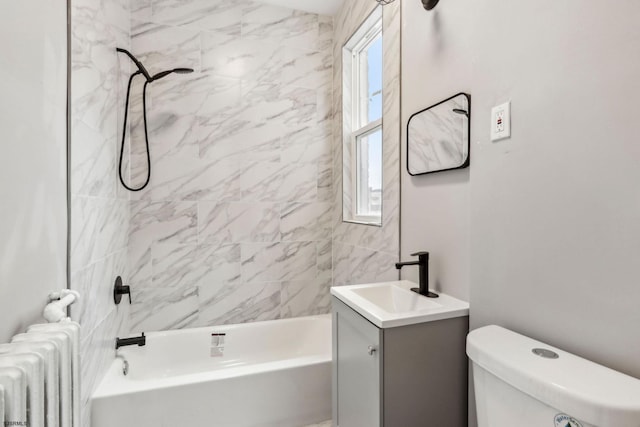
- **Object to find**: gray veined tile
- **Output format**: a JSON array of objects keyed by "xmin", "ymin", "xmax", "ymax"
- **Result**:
[
  {"xmin": 239, "ymin": 161, "xmax": 283, "ymax": 202},
  {"xmin": 227, "ymin": 203, "xmax": 281, "ymax": 243},
  {"xmin": 279, "ymin": 48, "xmax": 332, "ymax": 91},
  {"xmin": 317, "ymin": 239, "xmax": 332, "ymax": 281},
  {"xmin": 241, "ymin": 83, "xmax": 318, "ymax": 130},
  {"xmin": 144, "ymin": 156, "xmax": 241, "ymax": 203},
  {"xmin": 332, "ymin": 243, "xmax": 353, "ymax": 287},
  {"xmin": 193, "ymin": 158, "xmax": 242, "ymax": 202},
  {"xmin": 317, "ymin": 15, "xmax": 333, "ymax": 52},
  {"xmin": 281, "ymin": 122, "xmax": 332, "ymax": 164},
  {"xmin": 350, "ymin": 247, "xmax": 399, "ymax": 285},
  {"xmin": 198, "ymin": 111, "xmax": 283, "ymax": 162},
  {"xmin": 241, "ymin": 4, "xmax": 319, "ymax": 51},
  {"xmin": 198, "ymin": 202, "xmax": 233, "ymax": 244},
  {"xmin": 148, "ymin": 72, "xmax": 242, "ymax": 118},
  {"xmin": 70, "ymin": 249, "xmax": 128, "ymax": 335},
  {"xmin": 130, "ymin": 200, "xmax": 198, "ymax": 247},
  {"xmin": 131, "ymin": 0, "xmax": 151, "ymax": 21},
  {"xmin": 201, "ymin": 37, "xmax": 287, "ymax": 82},
  {"xmin": 197, "ymin": 281, "xmax": 280, "ymax": 327},
  {"xmin": 128, "ymin": 236, "xmax": 151, "ymax": 286},
  {"xmin": 241, "ymin": 241, "xmax": 317, "ymax": 283},
  {"xmin": 198, "ymin": 243, "xmax": 242, "ymax": 286},
  {"xmin": 317, "ymin": 159, "xmax": 333, "ymax": 202},
  {"xmin": 130, "ymin": 285, "xmax": 199, "ymax": 332},
  {"xmin": 281, "ymin": 278, "xmax": 331, "ymax": 318},
  {"xmin": 278, "ymin": 162, "xmax": 318, "ymax": 202},
  {"xmin": 71, "ymin": 43, "xmax": 119, "ymax": 135},
  {"xmin": 71, "ymin": 121, "xmax": 116, "ymax": 197},
  {"xmin": 144, "ymin": 110, "xmax": 200, "ymax": 159},
  {"xmin": 151, "ymin": 244, "xmax": 205, "ymax": 289},
  {"xmin": 80, "ymin": 309, "xmax": 121, "ymax": 406},
  {"xmin": 131, "ymin": 22, "xmax": 200, "ymax": 74},
  {"xmin": 317, "ymin": 89, "xmax": 333, "ymax": 123},
  {"xmin": 280, "ymin": 202, "xmax": 331, "ymax": 242},
  {"xmin": 70, "ymin": 196, "xmax": 129, "ymax": 272},
  {"xmin": 152, "ymin": 0, "xmax": 245, "ymax": 34}
]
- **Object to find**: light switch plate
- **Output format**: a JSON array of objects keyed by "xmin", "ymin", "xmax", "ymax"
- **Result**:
[{"xmin": 490, "ymin": 101, "xmax": 511, "ymax": 141}]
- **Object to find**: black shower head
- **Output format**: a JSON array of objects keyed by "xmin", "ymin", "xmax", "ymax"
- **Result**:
[
  {"xmin": 452, "ymin": 108, "xmax": 469, "ymax": 117},
  {"xmin": 422, "ymin": 0, "xmax": 440, "ymax": 10},
  {"xmin": 150, "ymin": 67, "xmax": 195, "ymax": 82},
  {"xmin": 117, "ymin": 47, "xmax": 194, "ymax": 83},
  {"xmin": 116, "ymin": 47, "xmax": 152, "ymax": 81}
]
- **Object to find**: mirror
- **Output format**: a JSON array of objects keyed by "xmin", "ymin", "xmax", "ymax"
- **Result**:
[{"xmin": 406, "ymin": 93, "xmax": 470, "ymax": 176}]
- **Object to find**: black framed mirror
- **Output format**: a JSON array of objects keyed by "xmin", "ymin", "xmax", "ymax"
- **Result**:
[{"xmin": 406, "ymin": 92, "xmax": 471, "ymax": 176}]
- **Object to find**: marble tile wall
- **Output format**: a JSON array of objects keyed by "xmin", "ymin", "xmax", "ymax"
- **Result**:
[
  {"xmin": 331, "ymin": 1, "xmax": 402, "ymax": 285},
  {"xmin": 69, "ymin": 0, "xmax": 132, "ymax": 424},
  {"xmin": 126, "ymin": 0, "xmax": 334, "ymax": 332}
]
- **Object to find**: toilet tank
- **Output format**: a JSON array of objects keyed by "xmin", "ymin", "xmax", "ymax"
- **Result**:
[{"xmin": 467, "ymin": 325, "xmax": 640, "ymax": 427}]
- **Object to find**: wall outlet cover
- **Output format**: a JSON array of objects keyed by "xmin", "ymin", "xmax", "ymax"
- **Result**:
[{"xmin": 491, "ymin": 101, "xmax": 511, "ymax": 141}]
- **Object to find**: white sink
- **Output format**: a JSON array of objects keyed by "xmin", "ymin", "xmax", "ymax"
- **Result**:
[
  {"xmin": 351, "ymin": 285, "xmax": 442, "ymax": 314},
  {"xmin": 331, "ymin": 280, "xmax": 469, "ymax": 328}
]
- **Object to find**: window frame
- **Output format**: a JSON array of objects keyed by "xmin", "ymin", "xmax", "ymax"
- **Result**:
[{"xmin": 343, "ymin": 7, "xmax": 383, "ymax": 226}]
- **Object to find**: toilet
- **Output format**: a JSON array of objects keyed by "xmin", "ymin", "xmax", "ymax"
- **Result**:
[{"xmin": 467, "ymin": 325, "xmax": 640, "ymax": 427}]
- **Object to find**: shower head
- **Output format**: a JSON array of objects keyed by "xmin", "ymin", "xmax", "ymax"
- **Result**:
[
  {"xmin": 150, "ymin": 68, "xmax": 195, "ymax": 82},
  {"xmin": 116, "ymin": 47, "xmax": 152, "ymax": 81},
  {"xmin": 452, "ymin": 108, "xmax": 469, "ymax": 117},
  {"xmin": 422, "ymin": 0, "xmax": 440, "ymax": 10},
  {"xmin": 117, "ymin": 47, "xmax": 194, "ymax": 83}
]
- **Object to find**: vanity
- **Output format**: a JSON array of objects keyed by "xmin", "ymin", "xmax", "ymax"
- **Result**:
[{"xmin": 331, "ymin": 280, "xmax": 469, "ymax": 427}]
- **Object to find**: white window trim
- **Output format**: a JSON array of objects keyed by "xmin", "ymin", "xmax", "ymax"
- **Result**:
[
  {"xmin": 351, "ymin": 120, "xmax": 382, "ymax": 224},
  {"xmin": 343, "ymin": 6, "xmax": 383, "ymax": 226}
]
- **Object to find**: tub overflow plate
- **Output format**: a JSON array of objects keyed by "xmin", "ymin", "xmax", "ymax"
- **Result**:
[{"xmin": 532, "ymin": 348, "xmax": 559, "ymax": 359}]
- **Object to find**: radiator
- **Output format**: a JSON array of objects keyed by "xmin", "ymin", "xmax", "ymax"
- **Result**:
[{"xmin": 0, "ymin": 290, "xmax": 80, "ymax": 427}]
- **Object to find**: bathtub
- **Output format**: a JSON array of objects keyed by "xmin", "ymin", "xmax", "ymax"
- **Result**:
[{"xmin": 91, "ymin": 315, "xmax": 332, "ymax": 427}]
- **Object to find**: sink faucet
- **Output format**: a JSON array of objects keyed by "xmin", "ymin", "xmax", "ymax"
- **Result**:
[
  {"xmin": 116, "ymin": 332, "xmax": 146, "ymax": 349},
  {"xmin": 395, "ymin": 252, "xmax": 439, "ymax": 298}
]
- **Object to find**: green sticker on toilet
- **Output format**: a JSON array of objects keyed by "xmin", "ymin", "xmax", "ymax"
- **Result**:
[{"xmin": 554, "ymin": 414, "xmax": 583, "ymax": 427}]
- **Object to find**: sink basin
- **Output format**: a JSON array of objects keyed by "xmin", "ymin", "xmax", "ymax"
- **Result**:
[
  {"xmin": 351, "ymin": 285, "xmax": 441, "ymax": 314},
  {"xmin": 331, "ymin": 280, "xmax": 469, "ymax": 328}
]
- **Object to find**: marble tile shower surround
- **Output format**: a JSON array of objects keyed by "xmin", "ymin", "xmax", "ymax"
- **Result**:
[
  {"xmin": 69, "ymin": 0, "xmax": 132, "ymax": 424},
  {"xmin": 331, "ymin": 0, "xmax": 401, "ymax": 286},
  {"xmin": 125, "ymin": 0, "xmax": 335, "ymax": 333}
]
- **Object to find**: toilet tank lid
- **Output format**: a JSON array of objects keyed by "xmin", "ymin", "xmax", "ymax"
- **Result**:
[{"xmin": 467, "ymin": 325, "xmax": 640, "ymax": 426}]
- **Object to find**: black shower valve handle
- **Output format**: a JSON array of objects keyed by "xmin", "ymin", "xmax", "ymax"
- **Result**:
[{"xmin": 113, "ymin": 276, "xmax": 132, "ymax": 305}]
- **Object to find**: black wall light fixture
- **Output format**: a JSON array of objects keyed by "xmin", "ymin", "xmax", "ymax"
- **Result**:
[{"xmin": 422, "ymin": 0, "xmax": 440, "ymax": 10}]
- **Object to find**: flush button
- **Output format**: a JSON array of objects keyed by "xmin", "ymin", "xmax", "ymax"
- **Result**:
[{"xmin": 532, "ymin": 348, "xmax": 559, "ymax": 359}]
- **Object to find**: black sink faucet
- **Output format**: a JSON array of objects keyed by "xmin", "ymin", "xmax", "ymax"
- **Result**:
[
  {"xmin": 116, "ymin": 333, "xmax": 146, "ymax": 349},
  {"xmin": 395, "ymin": 252, "xmax": 439, "ymax": 298}
]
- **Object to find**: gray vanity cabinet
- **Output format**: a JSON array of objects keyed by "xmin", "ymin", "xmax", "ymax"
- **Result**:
[{"xmin": 332, "ymin": 297, "xmax": 469, "ymax": 427}]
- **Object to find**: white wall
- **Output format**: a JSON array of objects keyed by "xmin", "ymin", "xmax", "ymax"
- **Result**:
[
  {"xmin": 401, "ymin": 0, "xmax": 640, "ymax": 423},
  {"xmin": 0, "ymin": 1, "xmax": 68, "ymax": 343},
  {"xmin": 400, "ymin": 0, "xmax": 472, "ymax": 301}
]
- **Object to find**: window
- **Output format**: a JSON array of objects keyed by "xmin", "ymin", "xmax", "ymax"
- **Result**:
[{"xmin": 343, "ymin": 7, "xmax": 383, "ymax": 225}]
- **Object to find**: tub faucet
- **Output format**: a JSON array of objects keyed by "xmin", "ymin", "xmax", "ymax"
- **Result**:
[
  {"xmin": 395, "ymin": 251, "xmax": 439, "ymax": 298},
  {"xmin": 116, "ymin": 332, "xmax": 146, "ymax": 349}
]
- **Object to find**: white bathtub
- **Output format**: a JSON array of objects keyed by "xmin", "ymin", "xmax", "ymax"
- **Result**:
[{"xmin": 91, "ymin": 315, "xmax": 332, "ymax": 427}]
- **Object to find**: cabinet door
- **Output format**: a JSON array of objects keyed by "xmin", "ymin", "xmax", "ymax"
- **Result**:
[{"xmin": 333, "ymin": 298, "xmax": 382, "ymax": 427}]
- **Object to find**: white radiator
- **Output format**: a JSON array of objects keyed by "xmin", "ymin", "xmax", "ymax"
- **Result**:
[{"xmin": 0, "ymin": 290, "xmax": 80, "ymax": 427}]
